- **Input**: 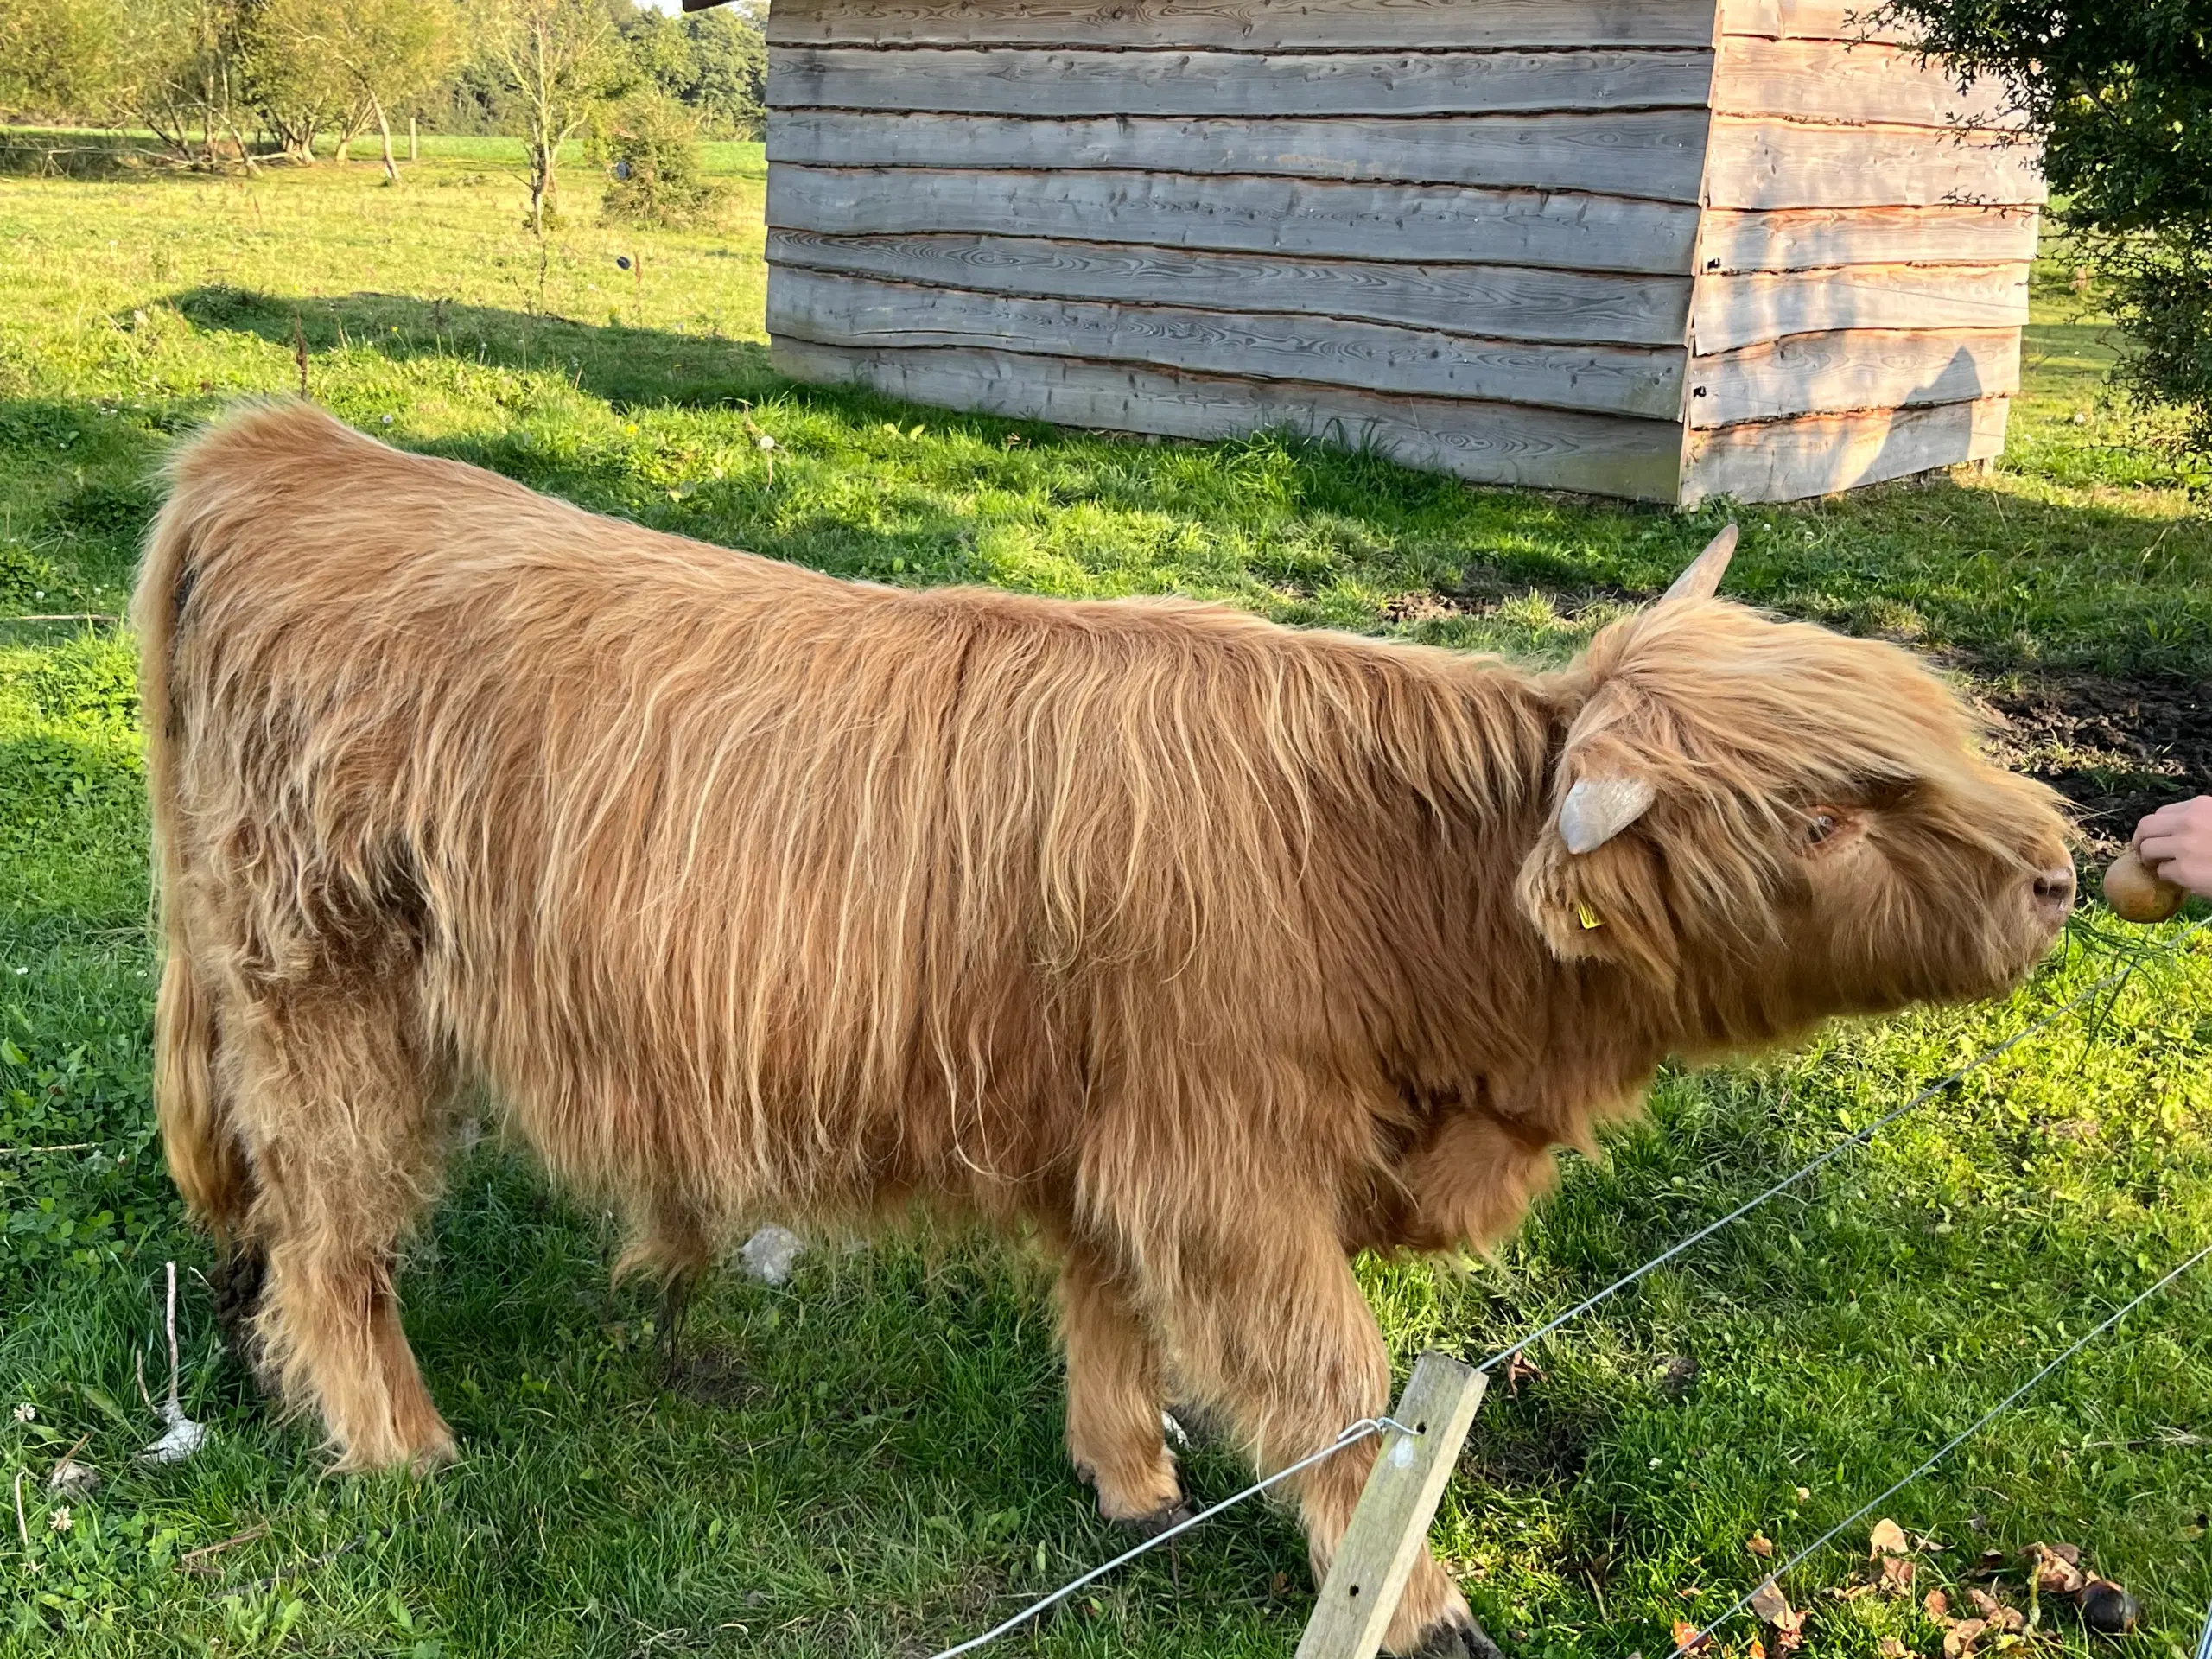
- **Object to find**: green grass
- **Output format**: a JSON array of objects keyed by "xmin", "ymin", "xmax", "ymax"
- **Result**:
[{"xmin": 1, "ymin": 140, "xmax": 2209, "ymax": 1659}]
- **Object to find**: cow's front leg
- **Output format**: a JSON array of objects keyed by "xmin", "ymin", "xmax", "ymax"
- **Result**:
[
  {"xmin": 1058, "ymin": 1243, "xmax": 1185, "ymax": 1531},
  {"xmin": 1151, "ymin": 1216, "xmax": 1492, "ymax": 1657}
]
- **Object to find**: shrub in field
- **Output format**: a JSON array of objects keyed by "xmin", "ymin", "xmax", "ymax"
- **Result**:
[
  {"xmin": 1885, "ymin": 0, "xmax": 2212, "ymax": 459},
  {"xmin": 596, "ymin": 92, "xmax": 723, "ymax": 229}
]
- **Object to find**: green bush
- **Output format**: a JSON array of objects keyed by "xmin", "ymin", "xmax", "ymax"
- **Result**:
[
  {"xmin": 596, "ymin": 92, "xmax": 723, "ymax": 229},
  {"xmin": 1884, "ymin": 0, "xmax": 2212, "ymax": 459}
]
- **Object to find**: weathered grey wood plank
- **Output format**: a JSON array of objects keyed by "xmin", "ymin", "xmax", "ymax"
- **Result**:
[
  {"xmin": 1691, "ymin": 261, "xmax": 2026, "ymax": 353},
  {"xmin": 1681, "ymin": 393, "xmax": 2008, "ymax": 504},
  {"xmin": 769, "ymin": 165, "xmax": 1704, "ymax": 273},
  {"xmin": 1711, "ymin": 38, "xmax": 2024, "ymax": 128},
  {"xmin": 766, "ymin": 0, "xmax": 1720, "ymax": 51},
  {"xmin": 1696, "ymin": 203, "xmax": 2039, "ymax": 272},
  {"xmin": 1720, "ymin": 0, "xmax": 1911, "ymax": 41},
  {"xmin": 1686, "ymin": 327, "xmax": 2018, "ymax": 425},
  {"xmin": 1294, "ymin": 1356, "xmax": 1489, "ymax": 1659},
  {"xmin": 772, "ymin": 336, "xmax": 1687, "ymax": 498},
  {"xmin": 1705, "ymin": 118, "xmax": 2045, "ymax": 209},
  {"xmin": 767, "ymin": 110, "xmax": 1712, "ymax": 201},
  {"xmin": 768, "ymin": 265, "xmax": 1687, "ymax": 416},
  {"xmin": 766, "ymin": 228, "xmax": 1693, "ymax": 345},
  {"xmin": 768, "ymin": 45, "xmax": 1715, "ymax": 118}
]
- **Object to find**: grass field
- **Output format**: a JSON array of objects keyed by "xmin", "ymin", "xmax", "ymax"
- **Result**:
[{"xmin": 1, "ymin": 136, "xmax": 2209, "ymax": 1659}]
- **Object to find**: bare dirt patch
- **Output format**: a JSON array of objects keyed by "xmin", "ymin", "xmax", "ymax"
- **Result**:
[{"xmin": 1974, "ymin": 671, "xmax": 2210, "ymax": 855}]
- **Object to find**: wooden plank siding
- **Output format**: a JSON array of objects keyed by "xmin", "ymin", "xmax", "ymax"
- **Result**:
[
  {"xmin": 1685, "ymin": 328, "xmax": 2018, "ymax": 426},
  {"xmin": 771, "ymin": 46, "xmax": 1718, "ymax": 118},
  {"xmin": 1710, "ymin": 39, "xmax": 2025, "ymax": 129},
  {"xmin": 762, "ymin": 0, "xmax": 2044, "ymax": 501},
  {"xmin": 1721, "ymin": 0, "xmax": 1916, "ymax": 42},
  {"xmin": 767, "ymin": 264, "xmax": 1688, "ymax": 416},
  {"xmin": 1694, "ymin": 204, "xmax": 2038, "ymax": 273},
  {"xmin": 772, "ymin": 338, "xmax": 1688, "ymax": 499},
  {"xmin": 1689, "ymin": 262, "xmax": 2026, "ymax": 354},
  {"xmin": 1681, "ymin": 395, "xmax": 2009, "ymax": 504},
  {"xmin": 766, "ymin": 0, "xmax": 1726, "ymax": 50},
  {"xmin": 769, "ymin": 111, "xmax": 1714, "ymax": 200},
  {"xmin": 767, "ymin": 230, "xmax": 1694, "ymax": 346},
  {"xmin": 768, "ymin": 167, "xmax": 1706, "ymax": 272},
  {"xmin": 1681, "ymin": 0, "xmax": 2038, "ymax": 495}
]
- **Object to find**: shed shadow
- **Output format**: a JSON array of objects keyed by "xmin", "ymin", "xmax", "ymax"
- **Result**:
[
  {"xmin": 1857, "ymin": 341, "xmax": 1993, "ymax": 493},
  {"xmin": 162, "ymin": 284, "xmax": 777, "ymax": 412}
]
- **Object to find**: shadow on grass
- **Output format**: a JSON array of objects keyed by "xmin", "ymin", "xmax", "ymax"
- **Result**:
[{"xmin": 167, "ymin": 283, "xmax": 778, "ymax": 413}]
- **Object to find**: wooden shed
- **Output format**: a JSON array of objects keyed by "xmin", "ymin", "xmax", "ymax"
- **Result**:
[{"xmin": 750, "ymin": 0, "xmax": 2042, "ymax": 504}]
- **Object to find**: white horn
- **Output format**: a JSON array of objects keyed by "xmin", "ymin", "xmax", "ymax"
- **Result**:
[
  {"xmin": 1662, "ymin": 522, "xmax": 1738, "ymax": 603},
  {"xmin": 1558, "ymin": 775, "xmax": 1656, "ymax": 855}
]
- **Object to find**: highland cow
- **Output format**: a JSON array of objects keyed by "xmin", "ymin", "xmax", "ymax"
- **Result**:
[{"xmin": 137, "ymin": 403, "xmax": 2075, "ymax": 1657}]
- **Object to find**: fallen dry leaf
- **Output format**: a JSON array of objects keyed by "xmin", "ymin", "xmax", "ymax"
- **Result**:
[
  {"xmin": 1871, "ymin": 1518, "xmax": 1911, "ymax": 1559},
  {"xmin": 1881, "ymin": 1557, "xmax": 1919, "ymax": 1597},
  {"xmin": 1880, "ymin": 1640, "xmax": 1916, "ymax": 1659},
  {"xmin": 1966, "ymin": 1589, "xmax": 2024, "ymax": 1635},
  {"xmin": 1749, "ymin": 1580, "xmax": 1792, "ymax": 1624},
  {"xmin": 1673, "ymin": 1618, "xmax": 1715, "ymax": 1656},
  {"xmin": 1942, "ymin": 1617, "xmax": 1988, "ymax": 1657},
  {"xmin": 1924, "ymin": 1589, "xmax": 1951, "ymax": 1624},
  {"xmin": 1503, "ymin": 1352, "xmax": 1545, "ymax": 1396},
  {"xmin": 1748, "ymin": 1578, "xmax": 1806, "ymax": 1650},
  {"xmin": 1749, "ymin": 1638, "xmax": 1767, "ymax": 1659},
  {"xmin": 1748, "ymin": 1532, "xmax": 1776, "ymax": 1559},
  {"xmin": 2024, "ymin": 1543, "xmax": 2086, "ymax": 1596}
]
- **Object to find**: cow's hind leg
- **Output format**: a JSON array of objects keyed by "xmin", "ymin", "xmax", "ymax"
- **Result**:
[
  {"xmin": 614, "ymin": 1195, "xmax": 715, "ymax": 1375},
  {"xmin": 1058, "ymin": 1244, "xmax": 1185, "ymax": 1532},
  {"xmin": 231, "ymin": 980, "xmax": 455, "ymax": 1472}
]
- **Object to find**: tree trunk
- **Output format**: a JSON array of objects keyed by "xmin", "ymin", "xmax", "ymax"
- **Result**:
[
  {"xmin": 528, "ymin": 138, "xmax": 548, "ymax": 234},
  {"xmin": 373, "ymin": 94, "xmax": 398, "ymax": 184},
  {"xmin": 408, "ymin": 115, "xmax": 418, "ymax": 162},
  {"xmin": 226, "ymin": 111, "xmax": 259, "ymax": 175}
]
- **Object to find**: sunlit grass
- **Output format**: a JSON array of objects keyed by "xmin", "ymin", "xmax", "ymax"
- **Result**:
[{"xmin": 0, "ymin": 141, "xmax": 2207, "ymax": 1659}]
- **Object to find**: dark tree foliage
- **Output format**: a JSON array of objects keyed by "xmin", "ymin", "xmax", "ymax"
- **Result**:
[
  {"xmin": 1881, "ymin": 0, "xmax": 2212, "ymax": 454},
  {"xmin": 617, "ymin": 3, "xmax": 763, "ymax": 137}
]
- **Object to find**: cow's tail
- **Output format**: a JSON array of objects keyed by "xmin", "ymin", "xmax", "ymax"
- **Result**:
[{"xmin": 133, "ymin": 437, "xmax": 253, "ymax": 1236}]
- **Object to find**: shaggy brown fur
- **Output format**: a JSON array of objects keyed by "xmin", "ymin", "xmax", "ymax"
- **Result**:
[{"xmin": 137, "ymin": 402, "xmax": 2074, "ymax": 1656}]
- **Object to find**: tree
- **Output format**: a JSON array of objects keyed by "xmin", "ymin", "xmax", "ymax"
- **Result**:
[
  {"xmin": 474, "ymin": 0, "xmax": 632, "ymax": 233},
  {"xmin": 0, "ymin": 0, "xmax": 125, "ymax": 118},
  {"xmin": 1882, "ymin": 0, "xmax": 2212, "ymax": 453},
  {"xmin": 112, "ymin": 0, "xmax": 257, "ymax": 168},
  {"xmin": 243, "ymin": 0, "xmax": 457, "ymax": 177},
  {"xmin": 238, "ymin": 0, "xmax": 355, "ymax": 161},
  {"xmin": 616, "ymin": 1, "xmax": 764, "ymax": 137}
]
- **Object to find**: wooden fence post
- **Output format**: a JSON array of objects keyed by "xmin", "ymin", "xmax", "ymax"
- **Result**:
[{"xmin": 1294, "ymin": 1351, "xmax": 1487, "ymax": 1659}]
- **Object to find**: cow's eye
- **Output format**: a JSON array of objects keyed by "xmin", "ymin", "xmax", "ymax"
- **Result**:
[{"xmin": 1806, "ymin": 810, "xmax": 1840, "ymax": 845}]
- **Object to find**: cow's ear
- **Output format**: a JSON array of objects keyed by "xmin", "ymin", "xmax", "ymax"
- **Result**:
[{"xmin": 1516, "ymin": 779, "xmax": 1681, "ymax": 983}]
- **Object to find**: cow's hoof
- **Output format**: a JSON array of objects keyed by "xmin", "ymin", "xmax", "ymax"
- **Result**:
[
  {"xmin": 1410, "ymin": 1614, "xmax": 1507, "ymax": 1659},
  {"xmin": 1115, "ymin": 1499, "xmax": 1196, "ymax": 1541}
]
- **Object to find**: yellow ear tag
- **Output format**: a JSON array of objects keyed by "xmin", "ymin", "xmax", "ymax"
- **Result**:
[{"xmin": 1575, "ymin": 899, "xmax": 1605, "ymax": 931}]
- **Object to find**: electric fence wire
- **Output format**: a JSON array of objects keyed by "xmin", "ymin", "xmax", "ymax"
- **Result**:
[
  {"xmin": 1480, "ymin": 913, "xmax": 2209, "ymax": 1376},
  {"xmin": 928, "ymin": 916, "xmax": 2210, "ymax": 1657},
  {"xmin": 1675, "ymin": 1238, "xmax": 2212, "ymax": 1656},
  {"xmin": 929, "ymin": 1414, "xmax": 1421, "ymax": 1659}
]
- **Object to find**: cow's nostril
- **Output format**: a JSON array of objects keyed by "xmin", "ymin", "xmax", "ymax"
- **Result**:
[{"xmin": 2033, "ymin": 865, "xmax": 2077, "ymax": 906}]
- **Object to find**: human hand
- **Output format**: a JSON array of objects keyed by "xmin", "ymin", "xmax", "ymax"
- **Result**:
[{"xmin": 2133, "ymin": 795, "xmax": 2212, "ymax": 900}]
